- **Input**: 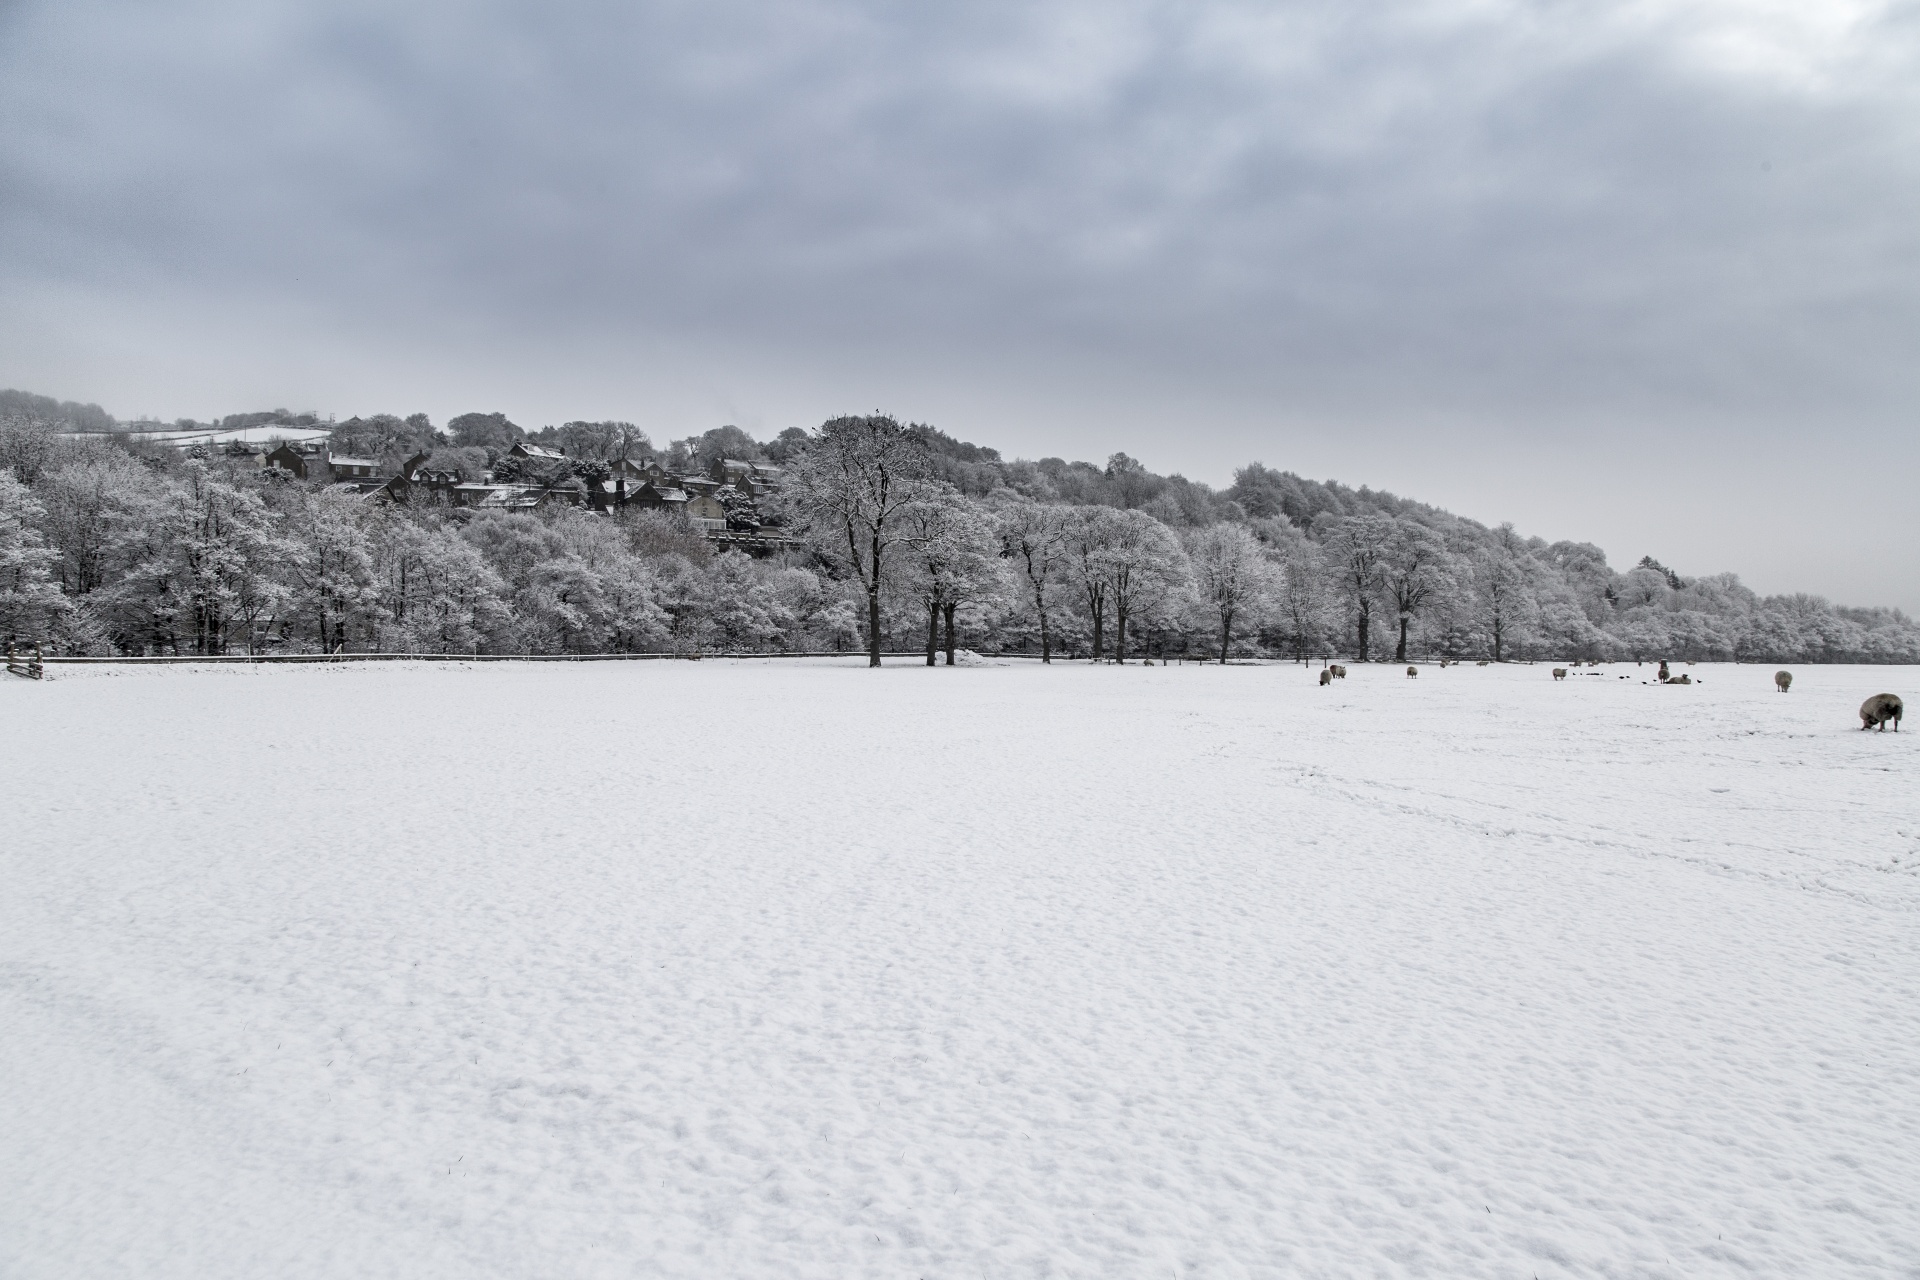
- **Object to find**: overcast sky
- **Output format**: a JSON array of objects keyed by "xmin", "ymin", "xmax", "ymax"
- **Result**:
[{"xmin": 3, "ymin": 0, "xmax": 1916, "ymax": 608}]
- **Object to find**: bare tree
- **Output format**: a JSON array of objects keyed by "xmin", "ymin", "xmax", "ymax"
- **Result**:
[
  {"xmin": 1474, "ymin": 545, "xmax": 1536, "ymax": 662},
  {"xmin": 1275, "ymin": 543, "xmax": 1330, "ymax": 661},
  {"xmin": 784, "ymin": 415, "xmax": 935, "ymax": 667},
  {"xmin": 0, "ymin": 469, "xmax": 69, "ymax": 644},
  {"xmin": 286, "ymin": 489, "xmax": 380, "ymax": 653},
  {"xmin": 1382, "ymin": 519, "xmax": 1454, "ymax": 663},
  {"xmin": 898, "ymin": 491, "xmax": 1000, "ymax": 665},
  {"xmin": 37, "ymin": 445, "xmax": 148, "ymax": 596},
  {"xmin": 1063, "ymin": 506, "xmax": 1123, "ymax": 659},
  {"xmin": 1320, "ymin": 513, "xmax": 1394, "ymax": 661},
  {"xmin": 1103, "ymin": 508, "xmax": 1187, "ymax": 663},
  {"xmin": 0, "ymin": 415, "xmax": 62, "ymax": 488},
  {"xmin": 1185, "ymin": 523, "xmax": 1276, "ymax": 664},
  {"xmin": 991, "ymin": 494, "xmax": 1071, "ymax": 662}
]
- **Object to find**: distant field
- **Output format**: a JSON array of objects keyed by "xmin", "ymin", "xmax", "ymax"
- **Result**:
[{"xmin": 4, "ymin": 659, "xmax": 1916, "ymax": 1278}]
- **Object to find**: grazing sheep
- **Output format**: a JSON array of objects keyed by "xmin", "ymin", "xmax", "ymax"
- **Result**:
[
  {"xmin": 1330, "ymin": 664, "xmax": 1347, "ymax": 679},
  {"xmin": 1319, "ymin": 668, "xmax": 1333, "ymax": 686},
  {"xmin": 1406, "ymin": 666, "xmax": 1418, "ymax": 679},
  {"xmin": 1775, "ymin": 670, "xmax": 1792, "ymax": 693},
  {"xmin": 1860, "ymin": 693, "xmax": 1904, "ymax": 731},
  {"xmin": 1552, "ymin": 668, "xmax": 1567, "ymax": 681}
]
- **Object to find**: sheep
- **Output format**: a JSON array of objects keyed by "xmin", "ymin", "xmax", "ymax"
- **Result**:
[
  {"xmin": 1667, "ymin": 674, "xmax": 1692, "ymax": 685},
  {"xmin": 1552, "ymin": 668, "xmax": 1567, "ymax": 681},
  {"xmin": 1476, "ymin": 660, "xmax": 1491, "ymax": 667},
  {"xmin": 1406, "ymin": 666, "xmax": 1418, "ymax": 679},
  {"xmin": 1329, "ymin": 664, "xmax": 1347, "ymax": 679},
  {"xmin": 1860, "ymin": 693, "xmax": 1904, "ymax": 731},
  {"xmin": 1657, "ymin": 660, "xmax": 1671, "ymax": 682},
  {"xmin": 1774, "ymin": 670, "xmax": 1792, "ymax": 693},
  {"xmin": 1319, "ymin": 668, "xmax": 1333, "ymax": 686}
]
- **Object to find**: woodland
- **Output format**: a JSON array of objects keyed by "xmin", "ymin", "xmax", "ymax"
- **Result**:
[{"xmin": 1, "ymin": 396, "xmax": 1914, "ymax": 664}]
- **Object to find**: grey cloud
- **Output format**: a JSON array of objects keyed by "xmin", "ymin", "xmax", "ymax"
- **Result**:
[{"xmin": 3, "ymin": 1, "xmax": 1918, "ymax": 603}]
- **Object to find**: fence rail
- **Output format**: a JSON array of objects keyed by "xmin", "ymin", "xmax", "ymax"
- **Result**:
[
  {"xmin": 37, "ymin": 651, "xmax": 942, "ymax": 666},
  {"xmin": 6, "ymin": 643, "xmax": 45, "ymax": 679}
]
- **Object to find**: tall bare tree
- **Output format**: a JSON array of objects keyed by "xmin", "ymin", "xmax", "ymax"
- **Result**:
[
  {"xmin": 898, "ymin": 492, "xmax": 1001, "ymax": 665},
  {"xmin": 0, "ymin": 469, "xmax": 69, "ymax": 644},
  {"xmin": 1382, "ymin": 519, "xmax": 1454, "ymax": 663},
  {"xmin": 784, "ymin": 415, "xmax": 935, "ymax": 667},
  {"xmin": 1185, "ymin": 523, "xmax": 1276, "ymax": 664},
  {"xmin": 1320, "ymin": 513, "xmax": 1394, "ymax": 661},
  {"xmin": 1063, "ymin": 506, "xmax": 1123, "ymax": 659},
  {"xmin": 1274, "ymin": 543, "xmax": 1330, "ymax": 662},
  {"xmin": 991, "ymin": 493, "xmax": 1071, "ymax": 663},
  {"xmin": 1103, "ymin": 509, "xmax": 1187, "ymax": 663}
]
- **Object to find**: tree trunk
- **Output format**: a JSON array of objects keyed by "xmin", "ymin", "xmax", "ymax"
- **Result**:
[
  {"xmin": 1395, "ymin": 615, "xmax": 1410, "ymax": 663},
  {"xmin": 1219, "ymin": 607, "xmax": 1233, "ymax": 664},
  {"xmin": 1357, "ymin": 602, "xmax": 1371, "ymax": 662},
  {"xmin": 925, "ymin": 600, "xmax": 939, "ymax": 666},
  {"xmin": 1491, "ymin": 612, "xmax": 1503, "ymax": 663},
  {"xmin": 867, "ymin": 528, "xmax": 884, "ymax": 667},
  {"xmin": 1114, "ymin": 605, "xmax": 1128, "ymax": 665},
  {"xmin": 1090, "ymin": 600, "xmax": 1105, "ymax": 662},
  {"xmin": 1035, "ymin": 585, "xmax": 1051, "ymax": 663},
  {"xmin": 943, "ymin": 602, "xmax": 957, "ymax": 665}
]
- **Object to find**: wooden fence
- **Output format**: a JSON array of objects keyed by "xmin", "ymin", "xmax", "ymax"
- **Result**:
[{"xmin": 5, "ymin": 643, "xmax": 45, "ymax": 679}]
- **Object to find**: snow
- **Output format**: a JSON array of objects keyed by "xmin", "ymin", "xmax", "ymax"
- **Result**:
[
  {"xmin": 4, "ymin": 658, "xmax": 1917, "ymax": 1278},
  {"xmin": 113, "ymin": 425, "xmax": 334, "ymax": 447}
]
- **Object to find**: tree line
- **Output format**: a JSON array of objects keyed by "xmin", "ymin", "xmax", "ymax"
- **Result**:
[{"xmin": 1, "ymin": 406, "xmax": 1914, "ymax": 664}]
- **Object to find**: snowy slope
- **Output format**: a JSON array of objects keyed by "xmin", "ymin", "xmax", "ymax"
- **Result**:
[{"xmin": 3, "ymin": 659, "xmax": 1917, "ymax": 1278}]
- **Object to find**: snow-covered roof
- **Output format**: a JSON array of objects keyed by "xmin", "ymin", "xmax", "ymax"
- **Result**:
[
  {"xmin": 648, "ymin": 487, "xmax": 688, "ymax": 502},
  {"xmin": 328, "ymin": 455, "xmax": 377, "ymax": 468},
  {"xmin": 515, "ymin": 443, "xmax": 566, "ymax": 460}
]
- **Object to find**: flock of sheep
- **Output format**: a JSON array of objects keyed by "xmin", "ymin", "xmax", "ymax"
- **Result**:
[{"xmin": 1314, "ymin": 659, "xmax": 1904, "ymax": 731}]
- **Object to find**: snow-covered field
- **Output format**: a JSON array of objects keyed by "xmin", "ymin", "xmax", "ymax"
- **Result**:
[{"xmin": 4, "ymin": 658, "xmax": 1917, "ymax": 1279}]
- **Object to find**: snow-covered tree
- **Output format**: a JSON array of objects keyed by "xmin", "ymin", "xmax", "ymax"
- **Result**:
[
  {"xmin": 0, "ymin": 468, "xmax": 69, "ymax": 645},
  {"xmin": 35, "ymin": 447, "xmax": 149, "ymax": 596},
  {"xmin": 1062, "ymin": 505, "xmax": 1123, "ymax": 659},
  {"xmin": 1473, "ymin": 544, "xmax": 1537, "ymax": 662},
  {"xmin": 1272, "ymin": 542, "xmax": 1333, "ymax": 661},
  {"xmin": 783, "ymin": 415, "xmax": 937, "ymax": 666},
  {"xmin": 992, "ymin": 493, "xmax": 1072, "ymax": 662},
  {"xmin": 1382, "ymin": 519, "xmax": 1455, "ymax": 663},
  {"xmin": 1319, "ymin": 513, "xmax": 1394, "ymax": 661},
  {"xmin": 1101, "ymin": 508, "xmax": 1188, "ymax": 663},
  {"xmin": 96, "ymin": 463, "xmax": 290, "ymax": 655},
  {"xmin": 1184, "ymin": 523, "xmax": 1277, "ymax": 664},
  {"xmin": 899, "ymin": 492, "xmax": 1003, "ymax": 665},
  {"xmin": 286, "ymin": 489, "xmax": 381, "ymax": 652},
  {"xmin": 378, "ymin": 520, "xmax": 511, "ymax": 654}
]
